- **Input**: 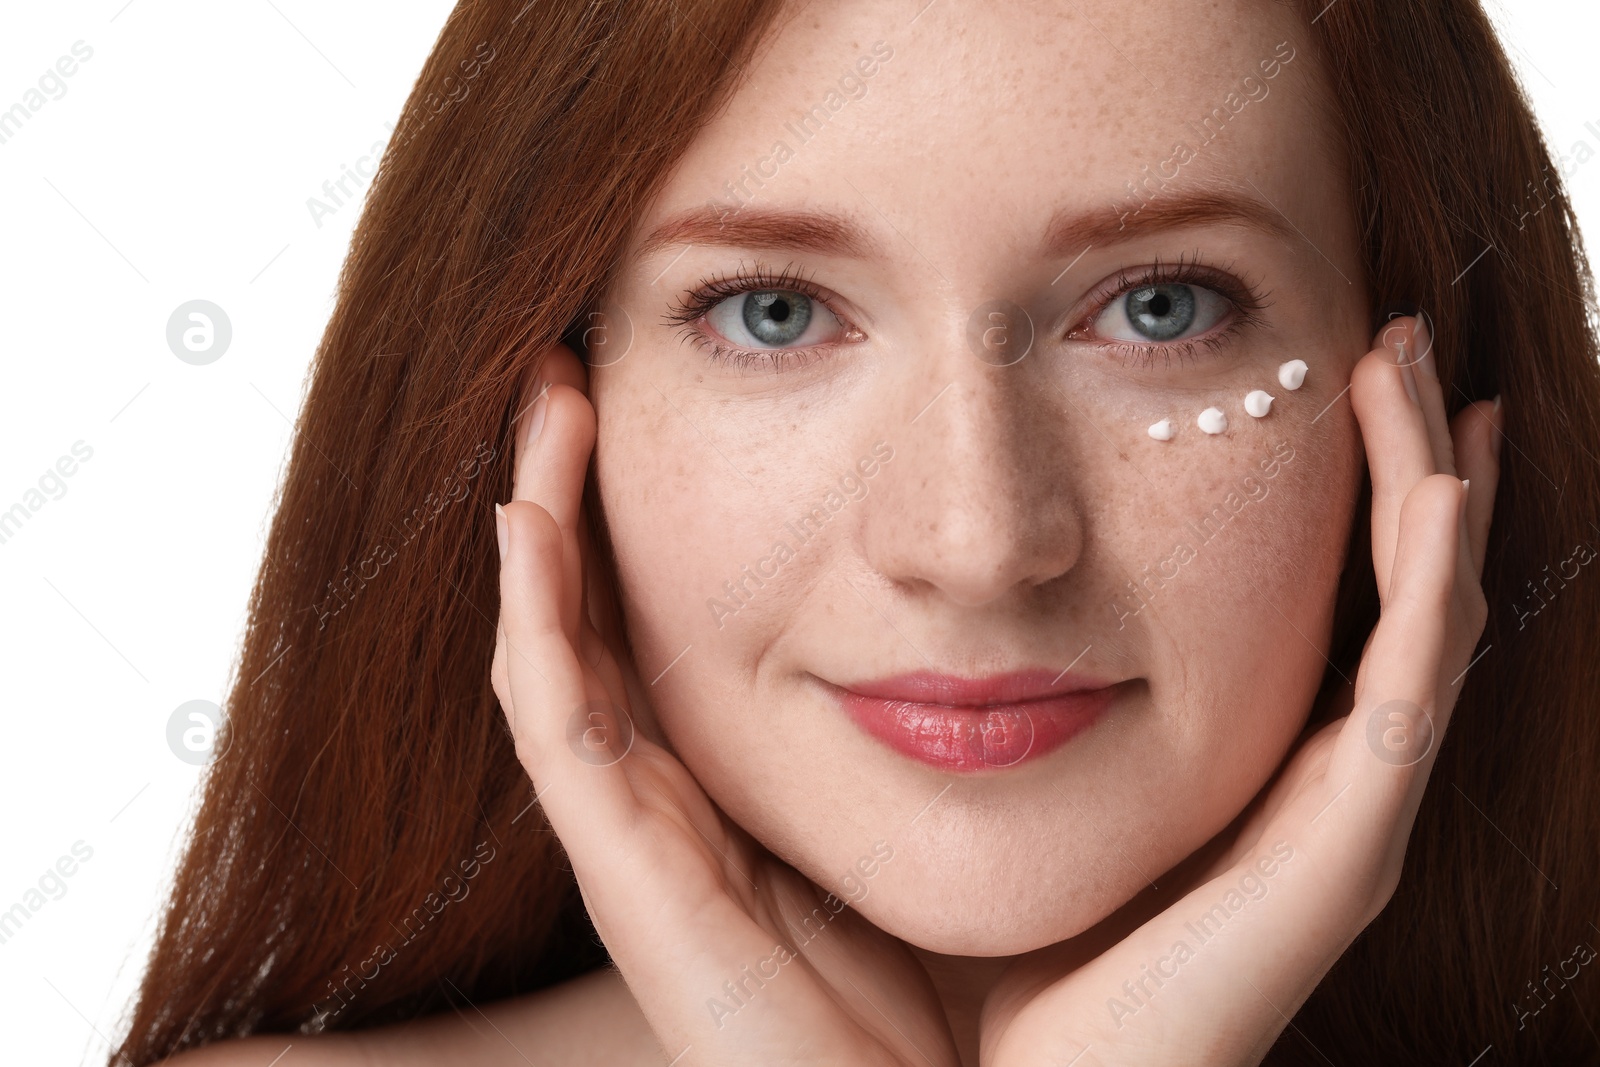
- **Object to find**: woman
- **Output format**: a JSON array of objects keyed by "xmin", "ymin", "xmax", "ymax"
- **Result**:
[{"xmin": 114, "ymin": 0, "xmax": 1600, "ymax": 1063}]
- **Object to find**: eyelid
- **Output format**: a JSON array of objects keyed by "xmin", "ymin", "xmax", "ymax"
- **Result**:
[
  {"xmin": 1070, "ymin": 257, "xmax": 1263, "ymax": 329},
  {"xmin": 665, "ymin": 261, "xmax": 861, "ymax": 328},
  {"xmin": 664, "ymin": 260, "xmax": 866, "ymax": 371},
  {"xmin": 1063, "ymin": 255, "xmax": 1268, "ymax": 368}
]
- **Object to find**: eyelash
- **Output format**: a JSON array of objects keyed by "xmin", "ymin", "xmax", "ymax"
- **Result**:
[
  {"xmin": 661, "ymin": 254, "xmax": 1271, "ymax": 372},
  {"xmin": 663, "ymin": 261, "xmax": 857, "ymax": 372},
  {"xmin": 1068, "ymin": 254, "xmax": 1272, "ymax": 369}
]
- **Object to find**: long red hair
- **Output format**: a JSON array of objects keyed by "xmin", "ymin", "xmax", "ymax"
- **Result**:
[{"xmin": 112, "ymin": 1, "xmax": 1600, "ymax": 1062}]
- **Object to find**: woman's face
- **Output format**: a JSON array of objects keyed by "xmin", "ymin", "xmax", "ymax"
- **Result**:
[{"xmin": 589, "ymin": 0, "xmax": 1368, "ymax": 955}]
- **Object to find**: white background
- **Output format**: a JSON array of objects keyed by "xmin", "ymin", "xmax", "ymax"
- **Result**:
[{"xmin": 0, "ymin": 2, "xmax": 1596, "ymax": 1063}]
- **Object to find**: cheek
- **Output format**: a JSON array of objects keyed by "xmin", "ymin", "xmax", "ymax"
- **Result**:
[
  {"xmin": 1080, "ymin": 332, "xmax": 1360, "ymax": 633},
  {"xmin": 1068, "ymin": 341, "xmax": 1364, "ymax": 813},
  {"xmin": 1103, "ymin": 394, "xmax": 1362, "ymax": 788},
  {"xmin": 593, "ymin": 375, "xmax": 847, "ymax": 688},
  {"xmin": 593, "ymin": 376, "xmax": 885, "ymax": 872}
]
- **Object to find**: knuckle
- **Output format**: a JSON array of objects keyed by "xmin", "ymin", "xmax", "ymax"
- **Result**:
[
  {"xmin": 1397, "ymin": 478, "xmax": 1464, "ymax": 552},
  {"xmin": 511, "ymin": 732, "xmax": 541, "ymax": 772},
  {"xmin": 506, "ymin": 710, "xmax": 550, "ymax": 776}
]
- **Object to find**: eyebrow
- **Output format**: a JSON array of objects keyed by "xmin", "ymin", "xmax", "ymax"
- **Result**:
[
  {"xmin": 634, "ymin": 206, "xmax": 883, "ymax": 262},
  {"xmin": 632, "ymin": 190, "xmax": 1300, "ymax": 267},
  {"xmin": 1042, "ymin": 191, "xmax": 1300, "ymax": 258}
]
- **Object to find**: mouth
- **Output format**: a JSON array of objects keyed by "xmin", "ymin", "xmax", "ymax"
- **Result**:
[{"xmin": 824, "ymin": 668, "xmax": 1119, "ymax": 772}]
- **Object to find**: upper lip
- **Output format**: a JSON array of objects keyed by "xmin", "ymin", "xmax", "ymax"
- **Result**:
[{"xmin": 837, "ymin": 669, "xmax": 1117, "ymax": 707}]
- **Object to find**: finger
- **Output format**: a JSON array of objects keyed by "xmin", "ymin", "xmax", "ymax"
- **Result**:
[
  {"xmin": 1362, "ymin": 473, "xmax": 1465, "ymax": 720},
  {"xmin": 1351, "ymin": 319, "xmax": 1438, "ymax": 600},
  {"xmin": 1382, "ymin": 313, "xmax": 1456, "ymax": 475},
  {"xmin": 511, "ymin": 380, "xmax": 596, "ymax": 643},
  {"xmin": 1451, "ymin": 397, "xmax": 1502, "ymax": 579},
  {"xmin": 511, "ymin": 346, "xmax": 627, "ymax": 673},
  {"xmin": 579, "ymin": 506, "xmax": 629, "ymax": 667},
  {"xmin": 510, "ymin": 343, "xmax": 589, "ymax": 488},
  {"xmin": 495, "ymin": 499, "xmax": 635, "ymax": 847},
  {"xmin": 508, "ymin": 346, "xmax": 641, "ymax": 713},
  {"xmin": 1330, "ymin": 474, "xmax": 1466, "ymax": 799},
  {"xmin": 491, "ymin": 610, "xmax": 508, "ymax": 717},
  {"xmin": 509, "ymin": 345, "xmax": 591, "ymax": 537},
  {"xmin": 513, "ymin": 357, "xmax": 594, "ymax": 527}
]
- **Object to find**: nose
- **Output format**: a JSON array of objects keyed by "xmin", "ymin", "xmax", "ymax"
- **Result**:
[{"xmin": 860, "ymin": 357, "xmax": 1085, "ymax": 608}]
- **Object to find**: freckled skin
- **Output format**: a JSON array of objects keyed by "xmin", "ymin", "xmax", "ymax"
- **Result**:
[{"xmin": 590, "ymin": 0, "xmax": 1368, "ymax": 957}]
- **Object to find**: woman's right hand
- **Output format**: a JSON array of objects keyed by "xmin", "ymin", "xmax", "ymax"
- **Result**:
[{"xmin": 490, "ymin": 343, "xmax": 956, "ymax": 1067}]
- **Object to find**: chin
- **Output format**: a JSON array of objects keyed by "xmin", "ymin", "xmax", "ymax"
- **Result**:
[
  {"xmin": 851, "ymin": 873, "xmax": 1129, "ymax": 957},
  {"xmin": 832, "ymin": 825, "xmax": 1162, "ymax": 957}
]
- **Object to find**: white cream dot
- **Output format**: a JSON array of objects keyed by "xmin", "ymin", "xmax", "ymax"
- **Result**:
[
  {"xmin": 1245, "ymin": 390, "xmax": 1274, "ymax": 418},
  {"xmin": 1278, "ymin": 359, "xmax": 1308, "ymax": 390},
  {"xmin": 1148, "ymin": 419, "xmax": 1174, "ymax": 441},
  {"xmin": 1197, "ymin": 407, "xmax": 1228, "ymax": 434}
]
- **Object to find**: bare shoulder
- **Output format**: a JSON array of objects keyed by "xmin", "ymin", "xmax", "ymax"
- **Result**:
[{"xmin": 153, "ymin": 967, "xmax": 663, "ymax": 1066}]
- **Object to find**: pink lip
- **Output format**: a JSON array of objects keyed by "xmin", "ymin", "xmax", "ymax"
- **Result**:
[{"xmin": 829, "ymin": 669, "xmax": 1117, "ymax": 772}]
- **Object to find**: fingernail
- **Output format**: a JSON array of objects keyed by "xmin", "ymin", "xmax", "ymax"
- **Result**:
[
  {"xmin": 494, "ymin": 503, "xmax": 508, "ymax": 561},
  {"xmin": 1396, "ymin": 340, "xmax": 1421, "ymax": 405},
  {"xmin": 1491, "ymin": 393, "xmax": 1503, "ymax": 415}
]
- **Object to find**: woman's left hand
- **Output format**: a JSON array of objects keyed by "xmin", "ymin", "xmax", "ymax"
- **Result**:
[{"xmin": 983, "ymin": 315, "xmax": 1501, "ymax": 1066}]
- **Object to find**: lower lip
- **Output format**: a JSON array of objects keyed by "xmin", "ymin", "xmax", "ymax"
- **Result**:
[{"xmin": 834, "ymin": 686, "xmax": 1115, "ymax": 771}]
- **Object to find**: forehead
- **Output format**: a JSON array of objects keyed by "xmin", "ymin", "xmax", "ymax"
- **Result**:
[{"xmin": 634, "ymin": 0, "xmax": 1340, "ymax": 268}]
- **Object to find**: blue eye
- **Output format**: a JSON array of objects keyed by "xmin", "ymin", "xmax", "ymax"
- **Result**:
[
  {"xmin": 744, "ymin": 291, "xmax": 810, "ymax": 344},
  {"xmin": 706, "ymin": 289, "xmax": 843, "ymax": 350},
  {"xmin": 1093, "ymin": 283, "xmax": 1230, "ymax": 343}
]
